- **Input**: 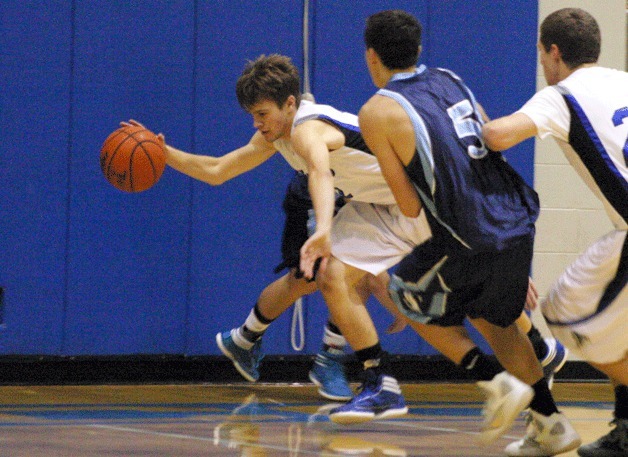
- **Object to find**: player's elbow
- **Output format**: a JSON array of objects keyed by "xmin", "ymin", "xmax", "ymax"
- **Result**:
[
  {"xmin": 482, "ymin": 123, "xmax": 508, "ymax": 151},
  {"xmin": 199, "ymin": 160, "xmax": 229, "ymax": 186},
  {"xmin": 399, "ymin": 201, "xmax": 421, "ymax": 218},
  {"xmin": 482, "ymin": 121, "xmax": 525, "ymax": 152}
]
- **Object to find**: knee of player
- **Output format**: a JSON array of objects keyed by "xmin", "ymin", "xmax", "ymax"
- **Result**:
[
  {"xmin": 366, "ymin": 273, "xmax": 388, "ymax": 294},
  {"xmin": 316, "ymin": 266, "xmax": 344, "ymax": 297}
]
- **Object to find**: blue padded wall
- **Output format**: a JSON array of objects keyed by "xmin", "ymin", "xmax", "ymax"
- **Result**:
[
  {"xmin": 62, "ymin": 2, "xmax": 197, "ymax": 354},
  {"xmin": 0, "ymin": 0, "xmax": 538, "ymax": 356},
  {"xmin": 0, "ymin": 1, "xmax": 73, "ymax": 353}
]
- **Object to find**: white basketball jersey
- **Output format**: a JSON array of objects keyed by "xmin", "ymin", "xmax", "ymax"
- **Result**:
[
  {"xmin": 518, "ymin": 66, "xmax": 628, "ymax": 229},
  {"xmin": 273, "ymin": 100, "xmax": 396, "ymax": 205}
]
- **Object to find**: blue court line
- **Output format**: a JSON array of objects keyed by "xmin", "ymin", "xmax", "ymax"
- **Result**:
[{"xmin": 0, "ymin": 399, "xmax": 611, "ymax": 423}]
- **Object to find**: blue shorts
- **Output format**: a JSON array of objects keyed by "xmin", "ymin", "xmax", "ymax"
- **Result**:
[
  {"xmin": 274, "ymin": 172, "xmax": 311, "ymax": 275},
  {"xmin": 390, "ymin": 234, "xmax": 534, "ymax": 328}
]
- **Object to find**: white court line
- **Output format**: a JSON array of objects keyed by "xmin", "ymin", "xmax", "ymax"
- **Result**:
[
  {"xmin": 87, "ymin": 424, "xmax": 325, "ymax": 455},
  {"xmin": 380, "ymin": 417, "xmax": 523, "ymax": 440}
]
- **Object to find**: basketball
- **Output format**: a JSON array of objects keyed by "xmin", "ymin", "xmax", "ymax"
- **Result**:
[{"xmin": 100, "ymin": 124, "xmax": 166, "ymax": 192}]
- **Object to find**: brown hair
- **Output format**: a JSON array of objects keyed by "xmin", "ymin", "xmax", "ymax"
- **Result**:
[
  {"xmin": 540, "ymin": 8, "xmax": 600, "ymax": 68},
  {"xmin": 235, "ymin": 54, "xmax": 301, "ymax": 110}
]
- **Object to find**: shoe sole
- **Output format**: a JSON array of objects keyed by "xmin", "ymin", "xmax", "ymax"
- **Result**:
[
  {"xmin": 546, "ymin": 348, "xmax": 569, "ymax": 374},
  {"xmin": 478, "ymin": 385, "xmax": 534, "ymax": 445},
  {"xmin": 329, "ymin": 406, "xmax": 409, "ymax": 425},
  {"xmin": 215, "ymin": 333, "xmax": 257, "ymax": 382},
  {"xmin": 542, "ymin": 340, "xmax": 569, "ymax": 373},
  {"xmin": 550, "ymin": 435, "xmax": 582, "ymax": 455},
  {"xmin": 308, "ymin": 371, "xmax": 353, "ymax": 402},
  {"xmin": 506, "ymin": 432, "xmax": 581, "ymax": 456}
]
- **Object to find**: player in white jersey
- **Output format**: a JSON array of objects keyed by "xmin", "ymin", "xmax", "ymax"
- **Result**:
[{"xmin": 483, "ymin": 8, "xmax": 627, "ymax": 457}]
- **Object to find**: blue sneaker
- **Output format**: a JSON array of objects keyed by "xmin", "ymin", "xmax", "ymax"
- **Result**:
[
  {"xmin": 308, "ymin": 350, "xmax": 353, "ymax": 401},
  {"xmin": 541, "ymin": 337, "xmax": 569, "ymax": 389},
  {"xmin": 329, "ymin": 370, "xmax": 408, "ymax": 424},
  {"xmin": 216, "ymin": 330, "xmax": 263, "ymax": 382}
]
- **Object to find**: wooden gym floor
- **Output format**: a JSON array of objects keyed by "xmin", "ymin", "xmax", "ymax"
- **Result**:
[{"xmin": 0, "ymin": 382, "xmax": 614, "ymax": 456}]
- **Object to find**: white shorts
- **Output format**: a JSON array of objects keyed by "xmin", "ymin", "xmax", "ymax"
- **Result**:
[
  {"xmin": 330, "ymin": 201, "xmax": 432, "ymax": 276},
  {"xmin": 541, "ymin": 229, "xmax": 627, "ymax": 364}
]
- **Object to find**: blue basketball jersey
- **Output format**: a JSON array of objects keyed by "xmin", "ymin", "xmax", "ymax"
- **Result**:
[{"xmin": 379, "ymin": 66, "xmax": 539, "ymax": 252}]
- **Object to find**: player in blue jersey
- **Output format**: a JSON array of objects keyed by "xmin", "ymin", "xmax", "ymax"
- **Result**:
[
  {"xmin": 483, "ymin": 8, "xmax": 627, "ymax": 457},
  {"xmin": 356, "ymin": 9, "xmax": 580, "ymax": 454}
]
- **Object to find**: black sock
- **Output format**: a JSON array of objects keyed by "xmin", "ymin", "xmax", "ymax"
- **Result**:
[
  {"xmin": 529, "ymin": 378, "xmax": 559, "ymax": 416},
  {"xmin": 355, "ymin": 343, "xmax": 387, "ymax": 375},
  {"xmin": 460, "ymin": 347, "xmax": 503, "ymax": 381},
  {"xmin": 326, "ymin": 321, "xmax": 341, "ymax": 334},
  {"xmin": 242, "ymin": 303, "xmax": 274, "ymax": 342},
  {"xmin": 322, "ymin": 321, "xmax": 344, "ymax": 353},
  {"xmin": 527, "ymin": 325, "xmax": 548, "ymax": 361},
  {"xmin": 615, "ymin": 385, "xmax": 628, "ymax": 420}
]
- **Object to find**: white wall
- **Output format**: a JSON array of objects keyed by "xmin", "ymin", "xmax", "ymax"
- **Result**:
[{"xmin": 531, "ymin": 0, "xmax": 627, "ymax": 346}]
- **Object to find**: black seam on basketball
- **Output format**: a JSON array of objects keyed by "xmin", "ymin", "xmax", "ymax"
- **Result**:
[
  {"xmin": 105, "ymin": 131, "xmax": 135, "ymax": 188},
  {"xmin": 129, "ymin": 145, "xmax": 137, "ymax": 192},
  {"xmin": 102, "ymin": 130, "xmax": 127, "ymax": 174},
  {"xmin": 127, "ymin": 129, "xmax": 157, "ymax": 191},
  {"xmin": 137, "ymin": 140, "xmax": 162, "ymax": 181},
  {"xmin": 129, "ymin": 139, "xmax": 162, "ymax": 192},
  {"xmin": 126, "ymin": 128, "xmax": 148, "ymax": 143}
]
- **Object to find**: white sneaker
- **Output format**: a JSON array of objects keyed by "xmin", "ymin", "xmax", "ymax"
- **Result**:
[
  {"xmin": 505, "ymin": 410, "xmax": 581, "ymax": 456},
  {"xmin": 477, "ymin": 371, "xmax": 534, "ymax": 445}
]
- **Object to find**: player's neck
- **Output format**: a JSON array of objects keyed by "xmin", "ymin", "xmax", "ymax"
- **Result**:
[
  {"xmin": 561, "ymin": 62, "xmax": 597, "ymax": 81},
  {"xmin": 381, "ymin": 66, "xmax": 418, "ymax": 87}
]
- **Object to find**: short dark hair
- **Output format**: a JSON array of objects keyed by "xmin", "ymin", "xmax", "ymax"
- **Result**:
[
  {"xmin": 364, "ymin": 10, "xmax": 422, "ymax": 70},
  {"xmin": 235, "ymin": 54, "xmax": 301, "ymax": 110},
  {"xmin": 540, "ymin": 8, "xmax": 600, "ymax": 68}
]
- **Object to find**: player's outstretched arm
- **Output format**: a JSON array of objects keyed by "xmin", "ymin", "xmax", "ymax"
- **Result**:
[
  {"xmin": 122, "ymin": 120, "xmax": 275, "ymax": 186},
  {"xmin": 482, "ymin": 112, "xmax": 538, "ymax": 152}
]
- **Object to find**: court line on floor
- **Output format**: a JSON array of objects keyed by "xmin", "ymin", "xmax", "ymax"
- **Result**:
[{"xmin": 87, "ymin": 423, "xmax": 324, "ymax": 455}]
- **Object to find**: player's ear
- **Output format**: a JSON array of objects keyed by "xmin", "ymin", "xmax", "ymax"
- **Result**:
[
  {"xmin": 365, "ymin": 47, "xmax": 378, "ymax": 65},
  {"xmin": 285, "ymin": 95, "xmax": 297, "ymax": 110},
  {"xmin": 549, "ymin": 44, "xmax": 562, "ymax": 61}
]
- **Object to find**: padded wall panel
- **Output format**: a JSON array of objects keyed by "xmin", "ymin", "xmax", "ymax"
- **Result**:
[
  {"xmin": 62, "ymin": 2, "xmax": 195, "ymax": 354},
  {"xmin": 0, "ymin": 1, "xmax": 73, "ymax": 353}
]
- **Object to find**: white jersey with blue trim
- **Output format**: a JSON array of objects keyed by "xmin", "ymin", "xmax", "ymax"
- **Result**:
[
  {"xmin": 273, "ymin": 100, "xmax": 396, "ymax": 205},
  {"xmin": 518, "ymin": 66, "xmax": 628, "ymax": 230}
]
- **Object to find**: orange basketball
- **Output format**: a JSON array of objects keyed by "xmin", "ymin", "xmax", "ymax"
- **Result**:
[{"xmin": 100, "ymin": 124, "xmax": 166, "ymax": 192}]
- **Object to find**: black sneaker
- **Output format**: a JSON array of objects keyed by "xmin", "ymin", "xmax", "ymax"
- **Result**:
[{"xmin": 578, "ymin": 418, "xmax": 628, "ymax": 457}]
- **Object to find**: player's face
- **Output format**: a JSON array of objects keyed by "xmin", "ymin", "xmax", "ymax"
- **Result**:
[
  {"xmin": 249, "ymin": 98, "xmax": 295, "ymax": 142},
  {"xmin": 365, "ymin": 48, "xmax": 385, "ymax": 88},
  {"xmin": 538, "ymin": 41, "xmax": 559, "ymax": 85}
]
